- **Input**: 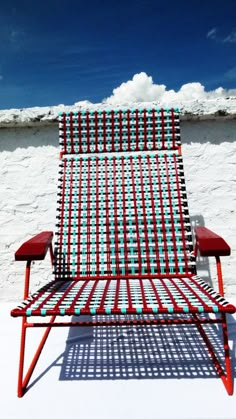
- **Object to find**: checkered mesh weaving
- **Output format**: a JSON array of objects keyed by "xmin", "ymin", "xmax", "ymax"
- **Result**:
[
  {"xmin": 11, "ymin": 275, "xmax": 235, "ymax": 317},
  {"xmin": 59, "ymin": 108, "xmax": 180, "ymax": 155},
  {"xmin": 54, "ymin": 152, "xmax": 194, "ymax": 279}
]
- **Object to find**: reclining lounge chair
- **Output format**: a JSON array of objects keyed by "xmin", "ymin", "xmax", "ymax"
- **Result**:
[{"xmin": 11, "ymin": 108, "xmax": 235, "ymax": 397}]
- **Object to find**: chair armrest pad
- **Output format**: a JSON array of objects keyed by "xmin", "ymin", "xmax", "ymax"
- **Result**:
[
  {"xmin": 15, "ymin": 231, "xmax": 53, "ymax": 261},
  {"xmin": 195, "ymin": 227, "xmax": 230, "ymax": 257}
]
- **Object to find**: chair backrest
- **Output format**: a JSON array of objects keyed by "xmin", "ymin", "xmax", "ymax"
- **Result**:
[
  {"xmin": 54, "ymin": 108, "xmax": 195, "ymax": 280},
  {"xmin": 58, "ymin": 108, "xmax": 180, "ymax": 155}
]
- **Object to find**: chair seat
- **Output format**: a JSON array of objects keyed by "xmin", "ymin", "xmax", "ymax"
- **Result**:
[{"xmin": 11, "ymin": 274, "xmax": 235, "ymax": 317}]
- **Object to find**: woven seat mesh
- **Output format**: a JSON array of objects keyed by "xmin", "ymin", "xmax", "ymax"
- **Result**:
[
  {"xmin": 12, "ymin": 275, "xmax": 235, "ymax": 317},
  {"xmin": 54, "ymin": 153, "xmax": 195, "ymax": 279}
]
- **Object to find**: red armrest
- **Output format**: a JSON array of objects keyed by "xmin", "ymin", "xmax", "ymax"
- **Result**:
[
  {"xmin": 15, "ymin": 231, "xmax": 53, "ymax": 261},
  {"xmin": 195, "ymin": 227, "xmax": 230, "ymax": 257}
]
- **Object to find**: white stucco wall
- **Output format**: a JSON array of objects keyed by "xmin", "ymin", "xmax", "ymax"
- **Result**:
[{"xmin": 0, "ymin": 119, "xmax": 236, "ymax": 302}]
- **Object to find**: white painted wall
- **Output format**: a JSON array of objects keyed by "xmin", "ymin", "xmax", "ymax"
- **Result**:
[{"xmin": 0, "ymin": 120, "xmax": 236, "ymax": 301}]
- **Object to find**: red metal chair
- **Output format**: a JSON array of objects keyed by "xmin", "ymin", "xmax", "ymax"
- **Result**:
[{"xmin": 11, "ymin": 108, "xmax": 235, "ymax": 397}]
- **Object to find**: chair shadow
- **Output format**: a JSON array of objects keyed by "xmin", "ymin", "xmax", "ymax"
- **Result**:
[
  {"xmin": 26, "ymin": 313, "xmax": 236, "ymax": 394},
  {"xmin": 58, "ymin": 314, "xmax": 236, "ymax": 382}
]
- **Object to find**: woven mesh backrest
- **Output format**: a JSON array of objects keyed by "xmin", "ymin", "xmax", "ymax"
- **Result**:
[
  {"xmin": 58, "ymin": 108, "xmax": 180, "ymax": 155},
  {"xmin": 54, "ymin": 143, "xmax": 195, "ymax": 280}
]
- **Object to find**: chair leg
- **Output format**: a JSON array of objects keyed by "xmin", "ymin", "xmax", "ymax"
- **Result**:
[
  {"xmin": 17, "ymin": 315, "xmax": 56, "ymax": 397},
  {"xmin": 194, "ymin": 313, "xmax": 234, "ymax": 395},
  {"xmin": 221, "ymin": 313, "xmax": 234, "ymax": 395}
]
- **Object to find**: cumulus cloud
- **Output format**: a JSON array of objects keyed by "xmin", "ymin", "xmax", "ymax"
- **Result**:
[{"xmin": 103, "ymin": 72, "xmax": 236, "ymax": 105}]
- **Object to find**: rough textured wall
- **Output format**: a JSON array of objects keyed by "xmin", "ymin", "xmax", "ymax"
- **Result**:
[{"xmin": 0, "ymin": 120, "xmax": 235, "ymax": 301}]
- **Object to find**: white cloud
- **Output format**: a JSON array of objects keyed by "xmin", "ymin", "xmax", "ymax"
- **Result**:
[
  {"xmin": 103, "ymin": 72, "xmax": 236, "ymax": 104},
  {"xmin": 207, "ymin": 28, "xmax": 217, "ymax": 40},
  {"xmin": 207, "ymin": 27, "xmax": 236, "ymax": 44},
  {"xmin": 223, "ymin": 30, "xmax": 236, "ymax": 43}
]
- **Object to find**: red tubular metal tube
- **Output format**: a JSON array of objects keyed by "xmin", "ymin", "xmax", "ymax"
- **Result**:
[
  {"xmin": 49, "ymin": 243, "xmax": 54, "ymax": 266},
  {"xmin": 193, "ymin": 313, "xmax": 233, "ymax": 396},
  {"xmin": 17, "ymin": 315, "xmax": 56, "ymax": 398},
  {"xmin": 216, "ymin": 256, "xmax": 224, "ymax": 296},
  {"xmin": 221, "ymin": 313, "xmax": 234, "ymax": 395},
  {"xmin": 25, "ymin": 317, "xmax": 222, "ymax": 328},
  {"xmin": 23, "ymin": 260, "xmax": 31, "ymax": 299},
  {"xmin": 18, "ymin": 318, "xmax": 27, "ymax": 397}
]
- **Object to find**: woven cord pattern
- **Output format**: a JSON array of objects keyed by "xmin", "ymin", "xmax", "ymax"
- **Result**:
[
  {"xmin": 58, "ymin": 108, "xmax": 180, "ymax": 155},
  {"xmin": 54, "ymin": 153, "xmax": 194, "ymax": 279},
  {"xmin": 11, "ymin": 275, "xmax": 235, "ymax": 317}
]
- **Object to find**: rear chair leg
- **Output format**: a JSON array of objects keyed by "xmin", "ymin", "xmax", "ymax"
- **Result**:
[
  {"xmin": 221, "ymin": 313, "xmax": 234, "ymax": 395},
  {"xmin": 194, "ymin": 313, "xmax": 233, "ymax": 395}
]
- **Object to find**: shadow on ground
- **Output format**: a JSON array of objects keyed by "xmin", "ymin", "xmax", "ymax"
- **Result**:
[{"xmin": 58, "ymin": 314, "xmax": 236, "ymax": 382}]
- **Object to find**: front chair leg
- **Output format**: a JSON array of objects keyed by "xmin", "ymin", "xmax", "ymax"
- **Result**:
[
  {"xmin": 17, "ymin": 315, "xmax": 56, "ymax": 397},
  {"xmin": 18, "ymin": 316, "xmax": 27, "ymax": 397}
]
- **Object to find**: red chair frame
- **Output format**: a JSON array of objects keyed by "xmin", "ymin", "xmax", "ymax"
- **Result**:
[{"xmin": 11, "ymin": 109, "xmax": 235, "ymax": 397}]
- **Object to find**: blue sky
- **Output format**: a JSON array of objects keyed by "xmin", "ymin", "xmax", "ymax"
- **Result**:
[{"xmin": 0, "ymin": 0, "xmax": 236, "ymax": 109}]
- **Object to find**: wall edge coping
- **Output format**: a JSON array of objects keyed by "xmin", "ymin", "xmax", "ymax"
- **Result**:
[{"xmin": 0, "ymin": 99, "xmax": 236, "ymax": 128}]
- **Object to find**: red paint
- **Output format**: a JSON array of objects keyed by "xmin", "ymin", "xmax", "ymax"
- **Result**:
[
  {"xmin": 86, "ymin": 111, "xmax": 91, "ymax": 153},
  {"xmin": 121, "ymin": 157, "xmax": 130, "ymax": 275},
  {"xmin": 119, "ymin": 110, "xmax": 123, "ymax": 151},
  {"xmin": 161, "ymin": 108, "xmax": 165, "ymax": 149},
  {"xmin": 152, "ymin": 109, "xmax": 156, "ymax": 149},
  {"xmin": 76, "ymin": 158, "xmax": 83, "ymax": 276},
  {"xmin": 171, "ymin": 108, "xmax": 176, "ymax": 148},
  {"xmin": 130, "ymin": 157, "xmax": 142, "ymax": 273},
  {"xmin": 143, "ymin": 108, "xmax": 147, "ymax": 150},
  {"xmin": 67, "ymin": 159, "xmax": 74, "ymax": 271},
  {"xmin": 96, "ymin": 157, "xmax": 100, "ymax": 275},
  {"xmin": 195, "ymin": 226, "xmax": 231, "ymax": 256},
  {"xmin": 216, "ymin": 256, "xmax": 224, "ymax": 295},
  {"xmin": 63, "ymin": 113, "xmax": 67, "ymax": 154},
  {"xmin": 78, "ymin": 112, "xmax": 82, "ymax": 154},
  {"xmin": 173, "ymin": 154, "xmax": 189, "ymax": 272},
  {"xmin": 94, "ymin": 111, "xmax": 99, "ymax": 153},
  {"xmin": 70, "ymin": 112, "xmax": 75, "ymax": 154},
  {"xmin": 86, "ymin": 158, "xmax": 91, "ymax": 275},
  {"xmin": 111, "ymin": 110, "xmax": 115, "ymax": 152},
  {"xmin": 104, "ymin": 157, "xmax": 112, "ymax": 274},
  {"xmin": 15, "ymin": 231, "xmax": 53, "ymax": 261},
  {"xmin": 135, "ymin": 109, "xmax": 139, "ymax": 150},
  {"xmin": 164, "ymin": 154, "xmax": 179, "ymax": 272},
  {"xmin": 57, "ymin": 159, "xmax": 66, "ymax": 277},
  {"xmin": 138, "ymin": 155, "xmax": 151, "ymax": 274},
  {"xmin": 155, "ymin": 155, "xmax": 169, "ymax": 273},
  {"xmin": 127, "ymin": 109, "xmax": 131, "ymax": 151},
  {"xmin": 112, "ymin": 157, "xmax": 121, "ymax": 274},
  {"xmin": 103, "ymin": 111, "xmax": 107, "ymax": 152}
]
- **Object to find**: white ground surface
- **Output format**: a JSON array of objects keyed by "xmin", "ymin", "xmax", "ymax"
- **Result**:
[{"xmin": 1, "ymin": 302, "xmax": 236, "ymax": 419}]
